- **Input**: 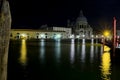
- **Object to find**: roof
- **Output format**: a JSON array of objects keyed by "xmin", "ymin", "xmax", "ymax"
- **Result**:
[{"xmin": 11, "ymin": 29, "xmax": 65, "ymax": 32}]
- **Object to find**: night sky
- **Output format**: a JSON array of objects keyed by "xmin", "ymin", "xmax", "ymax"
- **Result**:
[{"xmin": 8, "ymin": 0, "xmax": 120, "ymax": 29}]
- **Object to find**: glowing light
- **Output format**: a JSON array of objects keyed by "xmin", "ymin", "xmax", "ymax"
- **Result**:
[
  {"xmin": 76, "ymin": 35, "xmax": 80, "ymax": 38},
  {"xmin": 70, "ymin": 34, "xmax": 74, "ymax": 38},
  {"xmin": 101, "ymin": 35, "xmax": 104, "ymax": 38},
  {"xmin": 57, "ymin": 34, "xmax": 61, "ymax": 38},
  {"xmin": 19, "ymin": 39, "xmax": 27, "ymax": 66},
  {"xmin": 91, "ymin": 35, "xmax": 94, "ymax": 37},
  {"xmin": 104, "ymin": 31, "xmax": 110, "ymax": 37},
  {"xmin": 82, "ymin": 35, "xmax": 85, "ymax": 37},
  {"xmin": 40, "ymin": 34, "xmax": 45, "ymax": 38},
  {"xmin": 100, "ymin": 49, "xmax": 111, "ymax": 80},
  {"xmin": 20, "ymin": 33, "xmax": 27, "ymax": 39},
  {"xmin": 54, "ymin": 34, "xmax": 61, "ymax": 40}
]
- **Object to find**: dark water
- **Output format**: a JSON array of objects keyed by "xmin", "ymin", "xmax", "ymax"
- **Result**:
[{"xmin": 8, "ymin": 39, "xmax": 120, "ymax": 80}]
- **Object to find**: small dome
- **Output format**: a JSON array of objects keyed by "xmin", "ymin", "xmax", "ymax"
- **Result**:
[{"xmin": 76, "ymin": 10, "xmax": 88, "ymax": 25}]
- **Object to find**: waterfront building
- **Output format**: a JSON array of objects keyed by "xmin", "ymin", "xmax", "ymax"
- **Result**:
[
  {"xmin": 10, "ymin": 29, "xmax": 67, "ymax": 39},
  {"xmin": 47, "ymin": 27, "xmax": 72, "ymax": 38}
]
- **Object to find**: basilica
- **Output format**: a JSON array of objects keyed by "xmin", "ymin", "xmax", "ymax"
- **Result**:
[{"xmin": 68, "ymin": 10, "xmax": 93, "ymax": 39}]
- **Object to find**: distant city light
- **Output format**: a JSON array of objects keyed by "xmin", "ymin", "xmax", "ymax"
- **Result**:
[
  {"xmin": 101, "ymin": 35, "xmax": 104, "ymax": 38},
  {"xmin": 76, "ymin": 35, "xmax": 80, "ymax": 38},
  {"xmin": 104, "ymin": 31, "xmax": 110, "ymax": 37},
  {"xmin": 21, "ymin": 33, "xmax": 27, "ymax": 39},
  {"xmin": 56, "ymin": 34, "xmax": 61, "ymax": 38},
  {"xmin": 40, "ymin": 34, "xmax": 45, "ymax": 38},
  {"xmin": 70, "ymin": 34, "xmax": 74, "ymax": 39},
  {"xmin": 91, "ymin": 35, "xmax": 94, "ymax": 37},
  {"xmin": 82, "ymin": 35, "xmax": 85, "ymax": 37},
  {"xmin": 54, "ymin": 34, "xmax": 61, "ymax": 40}
]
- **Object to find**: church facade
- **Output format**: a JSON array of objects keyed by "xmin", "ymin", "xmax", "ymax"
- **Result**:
[{"xmin": 68, "ymin": 10, "xmax": 93, "ymax": 39}]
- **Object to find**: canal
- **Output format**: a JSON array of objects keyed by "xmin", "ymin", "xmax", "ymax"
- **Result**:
[{"xmin": 8, "ymin": 39, "xmax": 120, "ymax": 80}]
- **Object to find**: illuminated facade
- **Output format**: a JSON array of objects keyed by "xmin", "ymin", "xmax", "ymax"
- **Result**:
[
  {"xmin": 47, "ymin": 27, "xmax": 72, "ymax": 38},
  {"xmin": 68, "ymin": 10, "xmax": 93, "ymax": 38},
  {"xmin": 10, "ymin": 29, "xmax": 67, "ymax": 39}
]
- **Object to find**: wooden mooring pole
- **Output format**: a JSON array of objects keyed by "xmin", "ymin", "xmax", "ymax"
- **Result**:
[{"xmin": 113, "ymin": 17, "xmax": 116, "ymax": 56}]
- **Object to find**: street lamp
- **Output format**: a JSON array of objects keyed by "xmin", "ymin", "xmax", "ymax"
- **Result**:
[
  {"xmin": 102, "ymin": 30, "xmax": 110, "ymax": 51},
  {"xmin": 104, "ymin": 30, "xmax": 110, "ymax": 38},
  {"xmin": 103, "ymin": 30, "xmax": 110, "ymax": 41}
]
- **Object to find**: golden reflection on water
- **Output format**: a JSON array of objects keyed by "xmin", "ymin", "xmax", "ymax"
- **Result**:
[
  {"xmin": 100, "ymin": 46, "xmax": 111, "ymax": 80},
  {"xmin": 19, "ymin": 39, "xmax": 27, "ymax": 66}
]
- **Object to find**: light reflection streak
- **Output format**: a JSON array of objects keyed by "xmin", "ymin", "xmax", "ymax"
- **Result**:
[
  {"xmin": 71, "ymin": 39, "xmax": 74, "ymax": 44},
  {"xmin": 82, "ymin": 39, "xmax": 85, "ymax": 44},
  {"xmin": 81, "ymin": 39, "xmax": 85, "ymax": 62},
  {"xmin": 19, "ymin": 39, "xmax": 27, "ymax": 66},
  {"xmin": 40, "ymin": 39, "xmax": 45, "ymax": 64},
  {"xmin": 55, "ymin": 40, "xmax": 61, "ymax": 63},
  {"xmin": 90, "ymin": 44, "xmax": 94, "ymax": 62},
  {"xmin": 95, "ymin": 45, "xmax": 98, "ymax": 58},
  {"xmin": 91, "ymin": 39, "xmax": 94, "ymax": 44},
  {"xmin": 70, "ymin": 39, "xmax": 75, "ymax": 64},
  {"xmin": 100, "ymin": 46, "xmax": 111, "ymax": 80}
]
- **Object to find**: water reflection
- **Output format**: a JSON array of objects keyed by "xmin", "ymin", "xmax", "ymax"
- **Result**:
[
  {"xmin": 90, "ymin": 44, "xmax": 94, "ymax": 62},
  {"xmin": 55, "ymin": 40, "xmax": 61, "ymax": 63},
  {"xmin": 91, "ymin": 39, "xmax": 94, "ymax": 44},
  {"xmin": 39, "ymin": 39, "xmax": 45, "ymax": 63},
  {"xmin": 81, "ymin": 39, "xmax": 85, "ymax": 62},
  {"xmin": 70, "ymin": 39, "xmax": 75, "ymax": 64},
  {"xmin": 19, "ymin": 39, "xmax": 27, "ymax": 66},
  {"xmin": 95, "ymin": 45, "xmax": 98, "ymax": 58},
  {"xmin": 100, "ymin": 46, "xmax": 111, "ymax": 80},
  {"xmin": 95, "ymin": 45, "xmax": 98, "ymax": 54}
]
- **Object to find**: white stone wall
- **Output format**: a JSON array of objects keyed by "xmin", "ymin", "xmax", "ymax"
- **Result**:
[
  {"xmin": 53, "ymin": 27, "xmax": 72, "ymax": 38},
  {"xmin": 10, "ymin": 29, "xmax": 66, "ymax": 39}
]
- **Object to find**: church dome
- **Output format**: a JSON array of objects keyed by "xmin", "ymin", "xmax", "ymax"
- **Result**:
[{"xmin": 76, "ymin": 10, "xmax": 88, "ymax": 25}]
